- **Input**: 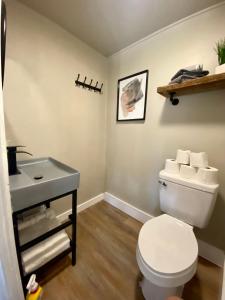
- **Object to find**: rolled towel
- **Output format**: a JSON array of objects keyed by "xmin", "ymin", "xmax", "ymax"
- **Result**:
[
  {"xmin": 196, "ymin": 167, "xmax": 218, "ymax": 185},
  {"xmin": 164, "ymin": 159, "xmax": 180, "ymax": 174},
  {"xmin": 18, "ymin": 208, "xmax": 56, "ymax": 231},
  {"xmin": 18, "ymin": 213, "xmax": 46, "ymax": 231},
  {"xmin": 176, "ymin": 149, "xmax": 190, "ymax": 164},
  {"xmin": 23, "ymin": 236, "xmax": 70, "ymax": 274},
  {"xmin": 22, "ymin": 231, "xmax": 69, "ymax": 265},
  {"xmin": 19, "ymin": 205, "xmax": 46, "ymax": 218},
  {"xmin": 190, "ymin": 152, "xmax": 208, "ymax": 168},
  {"xmin": 19, "ymin": 214, "xmax": 60, "ymax": 246},
  {"xmin": 180, "ymin": 164, "xmax": 196, "ymax": 179},
  {"xmin": 184, "ymin": 64, "xmax": 203, "ymax": 71}
]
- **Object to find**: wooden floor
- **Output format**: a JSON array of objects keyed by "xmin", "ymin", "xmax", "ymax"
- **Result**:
[{"xmin": 39, "ymin": 201, "xmax": 223, "ymax": 300}]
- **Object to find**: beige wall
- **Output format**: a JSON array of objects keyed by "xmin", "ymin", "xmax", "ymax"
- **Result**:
[
  {"xmin": 106, "ymin": 4, "xmax": 225, "ymax": 250},
  {"xmin": 4, "ymin": 0, "xmax": 108, "ymax": 212},
  {"xmin": 3, "ymin": 0, "xmax": 225, "ymax": 251}
]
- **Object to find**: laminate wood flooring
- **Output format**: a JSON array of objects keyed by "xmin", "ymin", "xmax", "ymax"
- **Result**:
[{"xmin": 39, "ymin": 201, "xmax": 223, "ymax": 300}]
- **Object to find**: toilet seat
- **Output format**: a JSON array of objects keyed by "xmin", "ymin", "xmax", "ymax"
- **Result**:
[{"xmin": 137, "ymin": 214, "xmax": 198, "ymax": 288}]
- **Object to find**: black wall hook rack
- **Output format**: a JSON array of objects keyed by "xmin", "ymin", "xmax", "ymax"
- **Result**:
[
  {"xmin": 75, "ymin": 74, "xmax": 103, "ymax": 94},
  {"xmin": 170, "ymin": 92, "xmax": 179, "ymax": 105}
]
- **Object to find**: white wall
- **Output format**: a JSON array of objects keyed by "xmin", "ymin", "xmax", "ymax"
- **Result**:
[
  {"xmin": 0, "ymin": 2, "xmax": 23, "ymax": 297},
  {"xmin": 106, "ymin": 3, "xmax": 225, "ymax": 250},
  {"xmin": 4, "ymin": 0, "xmax": 108, "ymax": 213}
]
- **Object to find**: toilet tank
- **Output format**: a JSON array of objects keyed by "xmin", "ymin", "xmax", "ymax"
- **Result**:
[{"xmin": 159, "ymin": 170, "xmax": 219, "ymax": 228}]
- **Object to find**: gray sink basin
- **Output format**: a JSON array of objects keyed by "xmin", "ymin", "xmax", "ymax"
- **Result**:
[{"xmin": 9, "ymin": 157, "xmax": 80, "ymax": 213}]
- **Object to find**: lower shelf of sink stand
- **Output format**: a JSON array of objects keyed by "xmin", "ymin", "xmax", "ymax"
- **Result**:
[
  {"xmin": 12, "ymin": 189, "xmax": 77, "ymax": 296},
  {"xmin": 23, "ymin": 246, "xmax": 72, "ymax": 281}
]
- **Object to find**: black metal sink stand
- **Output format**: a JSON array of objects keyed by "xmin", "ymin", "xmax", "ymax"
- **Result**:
[{"xmin": 12, "ymin": 190, "xmax": 77, "ymax": 296}]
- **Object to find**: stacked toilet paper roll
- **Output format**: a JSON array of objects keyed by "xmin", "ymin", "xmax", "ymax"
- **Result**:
[
  {"xmin": 176, "ymin": 149, "xmax": 190, "ymax": 164},
  {"xmin": 180, "ymin": 165, "xmax": 196, "ymax": 179},
  {"xmin": 164, "ymin": 159, "xmax": 180, "ymax": 174},
  {"xmin": 190, "ymin": 152, "xmax": 208, "ymax": 168},
  {"xmin": 196, "ymin": 167, "xmax": 218, "ymax": 185},
  {"xmin": 163, "ymin": 150, "xmax": 218, "ymax": 184}
]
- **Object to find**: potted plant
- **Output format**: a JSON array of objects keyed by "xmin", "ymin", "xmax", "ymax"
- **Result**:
[{"xmin": 215, "ymin": 38, "xmax": 225, "ymax": 74}]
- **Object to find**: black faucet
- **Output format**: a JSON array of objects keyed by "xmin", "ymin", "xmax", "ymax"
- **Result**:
[{"xmin": 7, "ymin": 146, "xmax": 32, "ymax": 176}]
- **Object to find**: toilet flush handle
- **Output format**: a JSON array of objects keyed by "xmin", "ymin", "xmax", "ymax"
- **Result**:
[{"xmin": 158, "ymin": 180, "xmax": 167, "ymax": 187}]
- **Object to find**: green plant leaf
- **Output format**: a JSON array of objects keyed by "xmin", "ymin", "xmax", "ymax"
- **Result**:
[{"xmin": 215, "ymin": 38, "xmax": 225, "ymax": 65}]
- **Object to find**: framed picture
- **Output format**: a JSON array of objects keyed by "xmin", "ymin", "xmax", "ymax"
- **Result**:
[{"xmin": 117, "ymin": 70, "xmax": 149, "ymax": 121}]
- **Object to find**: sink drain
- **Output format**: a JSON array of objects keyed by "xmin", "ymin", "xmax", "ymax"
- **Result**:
[{"xmin": 34, "ymin": 175, "xmax": 43, "ymax": 180}]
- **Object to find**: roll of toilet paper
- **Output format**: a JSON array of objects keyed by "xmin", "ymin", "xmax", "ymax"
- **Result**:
[
  {"xmin": 180, "ymin": 164, "xmax": 196, "ymax": 179},
  {"xmin": 190, "ymin": 152, "xmax": 208, "ymax": 168},
  {"xmin": 196, "ymin": 167, "xmax": 218, "ymax": 185},
  {"xmin": 176, "ymin": 149, "xmax": 190, "ymax": 164},
  {"xmin": 164, "ymin": 159, "xmax": 180, "ymax": 174}
]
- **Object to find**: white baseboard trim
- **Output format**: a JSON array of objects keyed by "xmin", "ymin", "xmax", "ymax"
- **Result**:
[
  {"xmin": 104, "ymin": 192, "xmax": 225, "ymax": 267},
  {"xmin": 77, "ymin": 193, "xmax": 104, "ymax": 213},
  {"xmin": 198, "ymin": 239, "xmax": 224, "ymax": 268},
  {"xmin": 57, "ymin": 193, "xmax": 104, "ymax": 223},
  {"xmin": 104, "ymin": 192, "xmax": 153, "ymax": 223}
]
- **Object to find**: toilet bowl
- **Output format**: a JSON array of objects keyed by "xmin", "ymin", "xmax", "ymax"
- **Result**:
[
  {"xmin": 137, "ymin": 214, "xmax": 198, "ymax": 300},
  {"xmin": 136, "ymin": 167, "xmax": 218, "ymax": 300}
]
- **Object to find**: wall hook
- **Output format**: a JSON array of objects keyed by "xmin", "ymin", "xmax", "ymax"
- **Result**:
[
  {"xmin": 74, "ymin": 74, "xmax": 103, "ymax": 94},
  {"xmin": 83, "ymin": 76, "xmax": 87, "ymax": 87},
  {"xmin": 75, "ymin": 74, "xmax": 80, "ymax": 85},
  {"xmin": 94, "ymin": 81, "xmax": 98, "ymax": 92},
  {"xmin": 89, "ymin": 79, "xmax": 93, "ymax": 90},
  {"xmin": 100, "ymin": 83, "xmax": 103, "ymax": 93},
  {"xmin": 170, "ymin": 92, "xmax": 179, "ymax": 105}
]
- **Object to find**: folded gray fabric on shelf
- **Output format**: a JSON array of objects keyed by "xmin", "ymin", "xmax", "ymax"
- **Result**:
[{"xmin": 170, "ymin": 69, "xmax": 209, "ymax": 84}]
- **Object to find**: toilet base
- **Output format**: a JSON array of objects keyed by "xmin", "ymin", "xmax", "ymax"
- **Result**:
[{"xmin": 140, "ymin": 277, "xmax": 184, "ymax": 300}]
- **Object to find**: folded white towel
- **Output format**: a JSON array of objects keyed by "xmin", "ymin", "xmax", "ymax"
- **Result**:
[
  {"xmin": 23, "ymin": 237, "xmax": 70, "ymax": 274},
  {"xmin": 22, "ymin": 231, "xmax": 69, "ymax": 264},
  {"xmin": 20, "ymin": 207, "xmax": 71, "ymax": 275}
]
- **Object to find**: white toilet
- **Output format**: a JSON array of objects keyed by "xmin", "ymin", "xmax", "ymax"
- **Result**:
[{"xmin": 137, "ymin": 169, "xmax": 219, "ymax": 300}]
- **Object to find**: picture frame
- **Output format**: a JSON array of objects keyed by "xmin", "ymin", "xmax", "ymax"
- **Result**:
[{"xmin": 117, "ymin": 70, "xmax": 149, "ymax": 121}]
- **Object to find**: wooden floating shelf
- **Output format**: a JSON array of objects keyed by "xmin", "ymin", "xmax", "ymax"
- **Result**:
[{"xmin": 157, "ymin": 72, "xmax": 225, "ymax": 99}]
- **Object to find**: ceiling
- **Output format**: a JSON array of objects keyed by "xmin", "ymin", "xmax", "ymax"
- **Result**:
[{"xmin": 18, "ymin": 0, "xmax": 223, "ymax": 56}]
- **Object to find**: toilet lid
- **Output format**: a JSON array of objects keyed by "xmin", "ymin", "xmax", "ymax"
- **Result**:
[{"xmin": 138, "ymin": 214, "xmax": 198, "ymax": 275}]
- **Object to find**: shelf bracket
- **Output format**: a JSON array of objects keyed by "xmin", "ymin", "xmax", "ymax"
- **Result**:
[{"xmin": 169, "ymin": 92, "xmax": 179, "ymax": 105}]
